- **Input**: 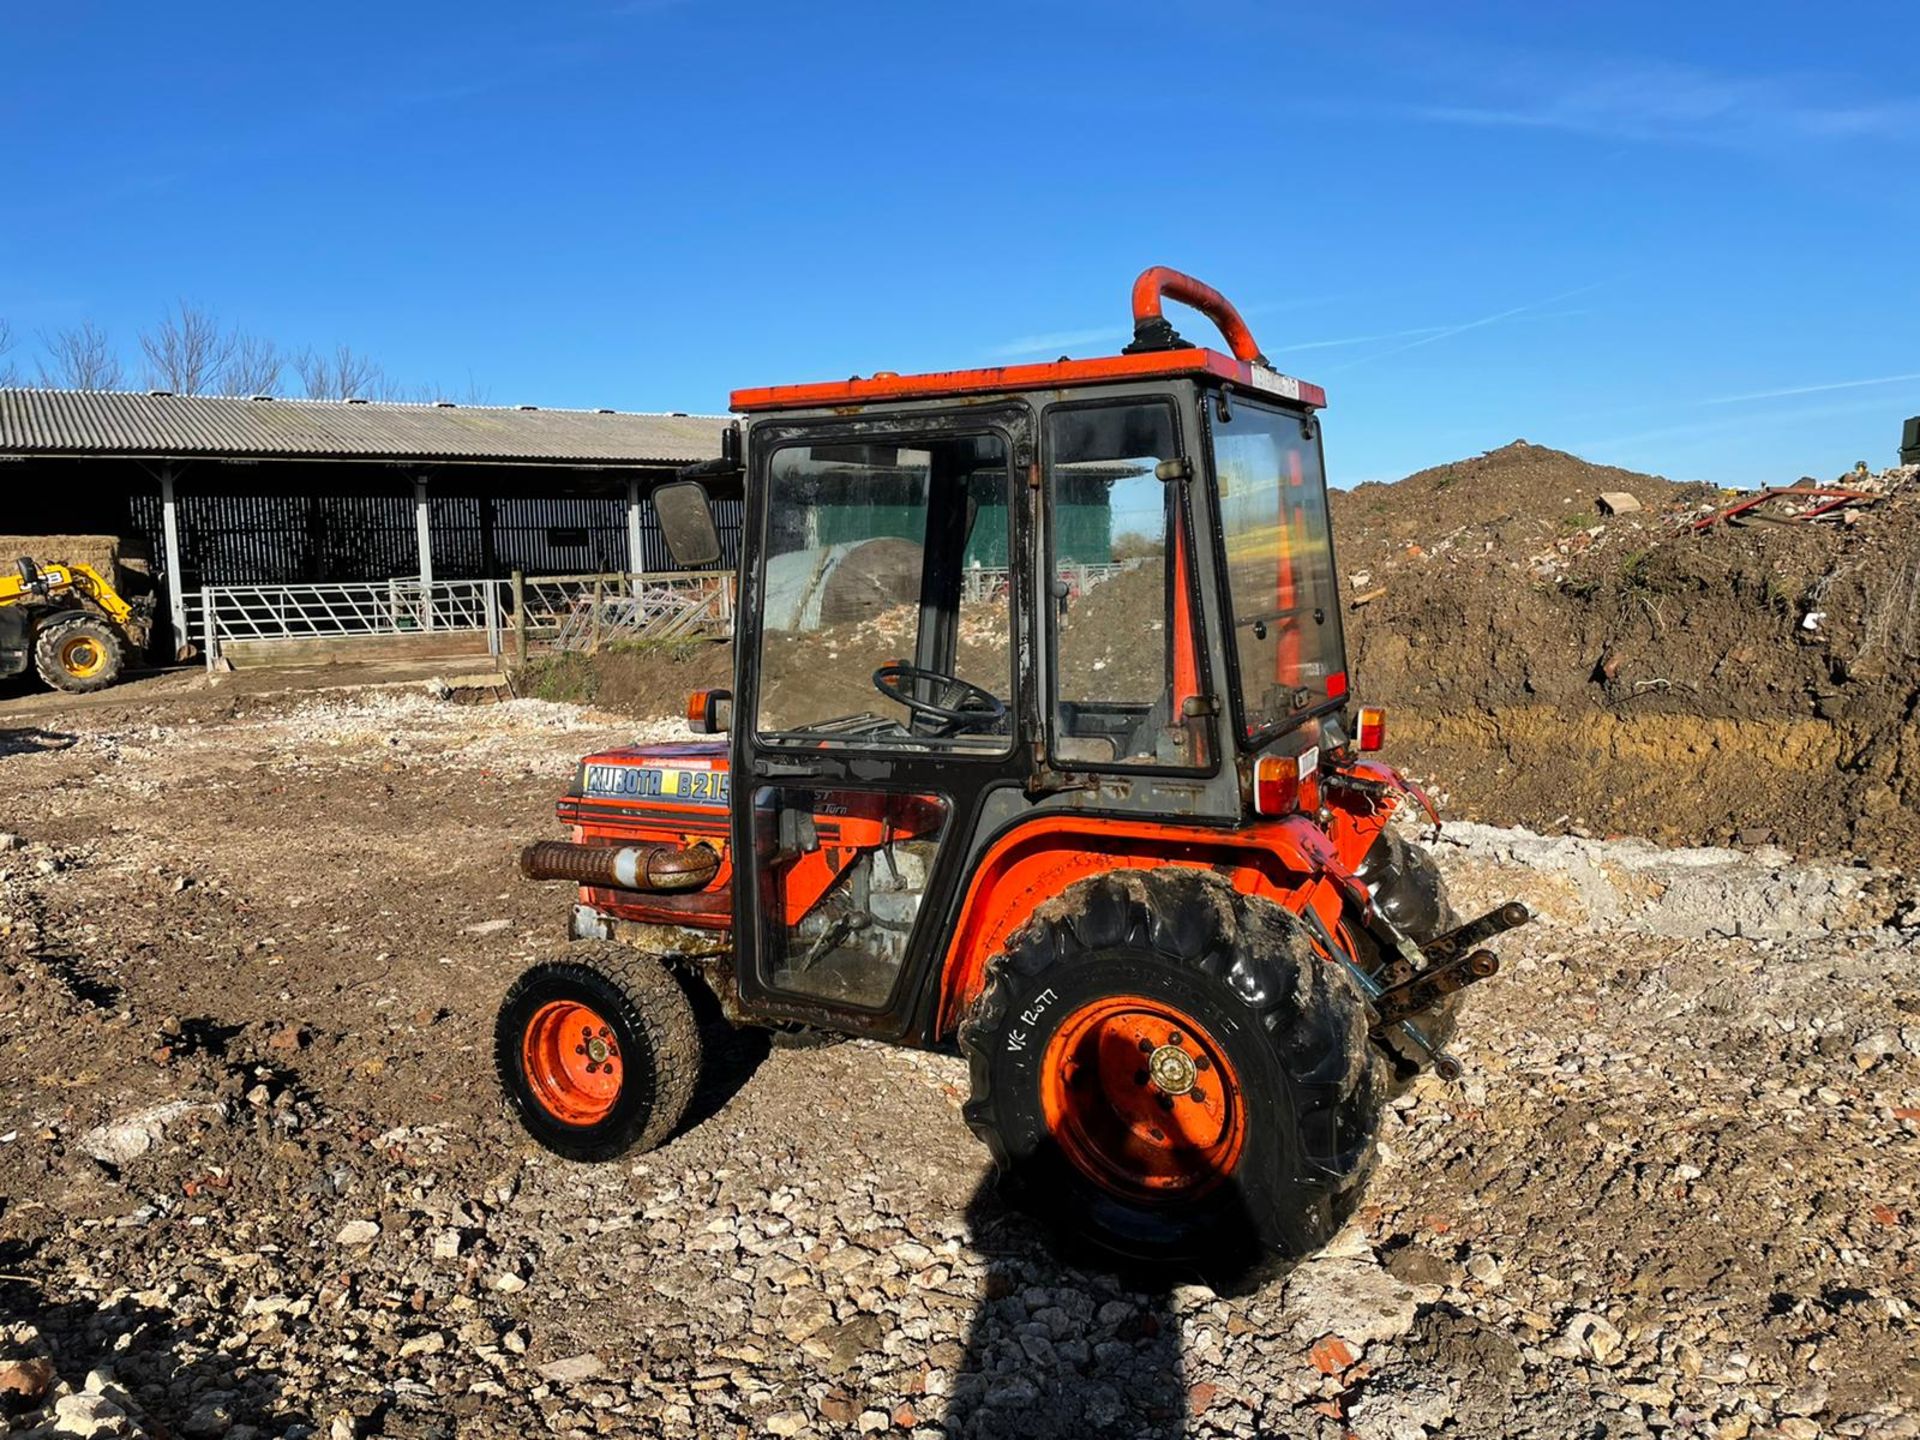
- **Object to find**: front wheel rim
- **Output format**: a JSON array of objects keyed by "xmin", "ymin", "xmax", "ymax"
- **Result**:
[
  {"xmin": 521, "ymin": 999, "xmax": 624, "ymax": 1125},
  {"xmin": 1039, "ymin": 995, "xmax": 1246, "ymax": 1203},
  {"xmin": 60, "ymin": 637, "xmax": 106, "ymax": 677}
]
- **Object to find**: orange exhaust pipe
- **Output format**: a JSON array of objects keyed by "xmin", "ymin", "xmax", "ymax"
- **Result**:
[
  {"xmin": 519, "ymin": 840, "xmax": 719, "ymax": 892},
  {"xmin": 1129, "ymin": 266, "xmax": 1268, "ymax": 366}
]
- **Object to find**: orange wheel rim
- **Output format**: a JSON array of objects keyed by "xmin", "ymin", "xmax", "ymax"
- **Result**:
[
  {"xmin": 61, "ymin": 638, "xmax": 106, "ymax": 677},
  {"xmin": 1040, "ymin": 995, "xmax": 1245, "ymax": 1203},
  {"xmin": 521, "ymin": 1000, "xmax": 624, "ymax": 1125}
]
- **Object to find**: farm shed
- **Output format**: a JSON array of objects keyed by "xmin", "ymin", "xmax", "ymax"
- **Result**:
[{"xmin": 0, "ymin": 389, "xmax": 734, "ymax": 659}]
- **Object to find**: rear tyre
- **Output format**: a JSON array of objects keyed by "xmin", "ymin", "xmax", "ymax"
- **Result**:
[
  {"xmin": 35, "ymin": 616, "xmax": 124, "ymax": 693},
  {"xmin": 495, "ymin": 942, "xmax": 701, "ymax": 1162},
  {"xmin": 1352, "ymin": 829, "xmax": 1462, "ymax": 1086},
  {"xmin": 960, "ymin": 870, "xmax": 1384, "ymax": 1285}
]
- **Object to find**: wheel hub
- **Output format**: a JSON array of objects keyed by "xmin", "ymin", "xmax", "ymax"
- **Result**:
[
  {"xmin": 521, "ymin": 1000, "xmax": 624, "ymax": 1125},
  {"xmin": 62, "ymin": 638, "xmax": 105, "ymax": 677},
  {"xmin": 1147, "ymin": 1043, "xmax": 1196, "ymax": 1095},
  {"xmin": 1039, "ymin": 995, "xmax": 1245, "ymax": 1203}
]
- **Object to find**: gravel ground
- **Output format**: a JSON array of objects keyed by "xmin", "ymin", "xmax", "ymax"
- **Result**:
[{"xmin": 1, "ymin": 681, "xmax": 1916, "ymax": 1439}]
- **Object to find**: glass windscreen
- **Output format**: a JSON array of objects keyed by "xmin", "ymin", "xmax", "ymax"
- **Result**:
[
  {"xmin": 1212, "ymin": 402, "xmax": 1347, "ymax": 740},
  {"xmin": 756, "ymin": 434, "xmax": 1012, "ymax": 751}
]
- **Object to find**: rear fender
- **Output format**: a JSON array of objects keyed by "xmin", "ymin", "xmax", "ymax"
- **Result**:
[
  {"xmin": 934, "ymin": 813, "xmax": 1360, "ymax": 1038},
  {"xmin": 1321, "ymin": 757, "xmax": 1437, "ymax": 871}
]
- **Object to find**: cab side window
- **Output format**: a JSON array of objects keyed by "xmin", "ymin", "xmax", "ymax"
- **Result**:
[{"xmin": 1046, "ymin": 403, "xmax": 1209, "ymax": 770}]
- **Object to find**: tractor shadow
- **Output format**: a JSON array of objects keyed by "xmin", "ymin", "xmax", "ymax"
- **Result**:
[
  {"xmin": 943, "ymin": 1174, "xmax": 1193, "ymax": 1440},
  {"xmin": 0, "ymin": 1234, "xmax": 319, "ymax": 1436},
  {"xmin": 676, "ymin": 971, "xmax": 774, "ymax": 1134},
  {"xmin": 943, "ymin": 1156, "xmax": 1294, "ymax": 1439},
  {"xmin": 0, "ymin": 724, "xmax": 77, "ymax": 757}
]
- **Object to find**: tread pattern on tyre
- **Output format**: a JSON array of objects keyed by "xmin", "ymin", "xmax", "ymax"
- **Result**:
[
  {"xmin": 495, "ymin": 941, "xmax": 701, "ymax": 1161},
  {"xmin": 34, "ymin": 614, "xmax": 124, "ymax": 693},
  {"xmin": 959, "ymin": 868, "xmax": 1383, "ymax": 1263},
  {"xmin": 1352, "ymin": 829, "xmax": 1463, "ymax": 1079}
]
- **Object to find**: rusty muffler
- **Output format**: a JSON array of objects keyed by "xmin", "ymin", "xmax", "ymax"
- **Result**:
[{"xmin": 519, "ymin": 840, "xmax": 719, "ymax": 892}]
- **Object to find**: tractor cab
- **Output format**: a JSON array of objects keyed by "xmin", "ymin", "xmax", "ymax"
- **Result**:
[
  {"xmin": 498, "ymin": 269, "xmax": 1528, "ymax": 1279},
  {"xmin": 659, "ymin": 268, "xmax": 1363, "ymax": 1034}
]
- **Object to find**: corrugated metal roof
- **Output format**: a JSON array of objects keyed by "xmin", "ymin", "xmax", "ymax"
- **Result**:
[{"xmin": 0, "ymin": 389, "xmax": 727, "ymax": 466}]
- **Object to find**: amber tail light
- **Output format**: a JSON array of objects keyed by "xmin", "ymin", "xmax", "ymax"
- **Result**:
[
  {"xmin": 1254, "ymin": 747, "xmax": 1321, "ymax": 816},
  {"xmin": 1355, "ymin": 705, "xmax": 1387, "ymax": 752}
]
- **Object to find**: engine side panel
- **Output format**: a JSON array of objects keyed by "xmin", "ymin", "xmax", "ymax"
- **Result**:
[{"xmin": 558, "ymin": 742, "xmax": 735, "ymax": 930}]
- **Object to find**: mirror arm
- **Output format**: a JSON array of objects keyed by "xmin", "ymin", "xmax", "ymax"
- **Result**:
[{"xmin": 674, "ymin": 456, "xmax": 742, "ymax": 483}]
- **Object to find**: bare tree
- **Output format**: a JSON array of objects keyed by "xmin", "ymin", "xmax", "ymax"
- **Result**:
[
  {"xmin": 223, "ymin": 333, "xmax": 285, "ymax": 396},
  {"xmin": 295, "ymin": 343, "xmax": 399, "ymax": 401},
  {"xmin": 139, "ymin": 300, "xmax": 236, "ymax": 394},
  {"xmin": 37, "ymin": 321, "xmax": 124, "ymax": 390},
  {"xmin": 5, "ymin": 312, "xmax": 446, "ymax": 401}
]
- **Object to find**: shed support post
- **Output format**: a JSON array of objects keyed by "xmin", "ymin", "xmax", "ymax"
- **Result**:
[
  {"xmin": 511, "ymin": 570, "xmax": 527, "ymax": 670},
  {"xmin": 414, "ymin": 480, "xmax": 434, "ymax": 631},
  {"xmin": 159, "ymin": 468, "xmax": 191, "ymax": 661},
  {"xmin": 626, "ymin": 478, "xmax": 644, "ymax": 582}
]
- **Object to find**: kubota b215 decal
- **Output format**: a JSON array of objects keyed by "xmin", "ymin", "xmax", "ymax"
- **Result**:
[{"xmin": 582, "ymin": 764, "xmax": 731, "ymax": 805}]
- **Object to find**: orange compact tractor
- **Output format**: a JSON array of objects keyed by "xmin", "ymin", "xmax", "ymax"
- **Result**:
[{"xmin": 496, "ymin": 268, "xmax": 1527, "ymax": 1276}]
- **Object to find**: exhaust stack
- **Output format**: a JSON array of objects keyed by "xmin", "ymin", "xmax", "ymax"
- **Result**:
[{"xmin": 519, "ymin": 840, "xmax": 719, "ymax": 892}]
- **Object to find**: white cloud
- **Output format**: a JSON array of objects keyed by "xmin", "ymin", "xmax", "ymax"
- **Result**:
[
  {"xmin": 1398, "ymin": 57, "xmax": 1919, "ymax": 150},
  {"xmin": 1700, "ymin": 371, "xmax": 1920, "ymax": 405},
  {"xmin": 984, "ymin": 325, "xmax": 1124, "ymax": 360}
]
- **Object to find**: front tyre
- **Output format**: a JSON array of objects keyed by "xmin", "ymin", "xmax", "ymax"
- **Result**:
[
  {"xmin": 35, "ymin": 616, "xmax": 124, "ymax": 692},
  {"xmin": 960, "ymin": 871, "xmax": 1383, "ymax": 1283},
  {"xmin": 495, "ymin": 943, "xmax": 701, "ymax": 1162}
]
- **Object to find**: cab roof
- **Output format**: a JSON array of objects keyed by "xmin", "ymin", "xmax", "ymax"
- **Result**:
[{"xmin": 730, "ymin": 346, "xmax": 1326, "ymax": 415}]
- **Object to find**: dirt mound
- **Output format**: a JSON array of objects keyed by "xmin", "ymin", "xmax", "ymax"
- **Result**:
[
  {"xmin": 1335, "ymin": 440, "xmax": 1711, "ymax": 575},
  {"xmin": 518, "ymin": 638, "xmax": 730, "ymax": 711},
  {"xmin": 1336, "ymin": 442, "xmax": 1920, "ymax": 862}
]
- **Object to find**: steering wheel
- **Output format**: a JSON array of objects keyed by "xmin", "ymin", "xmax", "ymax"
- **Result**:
[{"xmin": 871, "ymin": 662, "xmax": 1008, "ymax": 735}]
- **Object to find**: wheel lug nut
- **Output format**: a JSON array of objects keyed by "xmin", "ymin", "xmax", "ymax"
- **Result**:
[
  {"xmin": 1194, "ymin": 1054, "xmax": 1211, "ymax": 1071},
  {"xmin": 1168, "ymin": 1031, "xmax": 1183, "ymax": 1045},
  {"xmin": 1157, "ymin": 1093, "xmax": 1174, "ymax": 1111},
  {"xmin": 1137, "ymin": 1038, "xmax": 1153, "ymax": 1054},
  {"xmin": 1190, "ymin": 1088, "xmax": 1207, "ymax": 1105},
  {"xmin": 1134, "ymin": 1068, "xmax": 1149, "ymax": 1086}
]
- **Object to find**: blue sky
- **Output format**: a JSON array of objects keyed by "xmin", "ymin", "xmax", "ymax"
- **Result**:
[{"xmin": 3, "ymin": 1, "xmax": 1916, "ymax": 487}]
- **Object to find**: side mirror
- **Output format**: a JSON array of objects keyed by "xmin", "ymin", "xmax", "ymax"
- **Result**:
[{"xmin": 653, "ymin": 481, "xmax": 722, "ymax": 568}]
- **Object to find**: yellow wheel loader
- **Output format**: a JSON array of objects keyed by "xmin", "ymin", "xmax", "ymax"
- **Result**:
[{"xmin": 0, "ymin": 558, "xmax": 153, "ymax": 693}]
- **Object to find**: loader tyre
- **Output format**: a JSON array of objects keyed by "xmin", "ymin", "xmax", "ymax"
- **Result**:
[
  {"xmin": 35, "ymin": 615, "xmax": 124, "ymax": 693},
  {"xmin": 1351, "ymin": 829, "xmax": 1462, "ymax": 1086},
  {"xmin": 960, "ymin": 870, "xmax": 1384, "ymax": 1284},
  {"xmin": 495, "ymin": 942, "xmax": 701, "ymax": 1162}
]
